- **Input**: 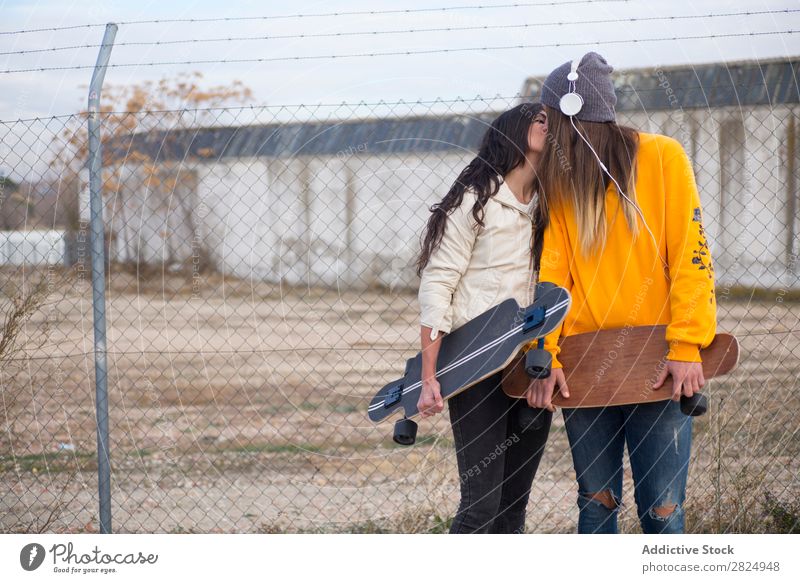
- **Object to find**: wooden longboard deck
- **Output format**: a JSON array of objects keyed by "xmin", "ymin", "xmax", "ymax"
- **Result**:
[
  {"xmin": 502, "ymin": 325, "xmax": 739, "ymax": 408},
  {"xmin": 367, "ymin": 284, "xmax": 571, "ymax": 423}
]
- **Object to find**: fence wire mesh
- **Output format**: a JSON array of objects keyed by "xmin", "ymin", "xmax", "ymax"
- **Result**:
[{"xmin": 1, "ymin": 94, "xmax": 798, "ymax": 534}]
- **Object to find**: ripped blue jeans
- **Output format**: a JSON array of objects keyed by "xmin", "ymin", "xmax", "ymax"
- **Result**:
[{"xmin": 562, "ymin": 399, "xmax": 692, "ymax": 534}]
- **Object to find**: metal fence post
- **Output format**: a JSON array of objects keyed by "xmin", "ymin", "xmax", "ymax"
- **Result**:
[{"xmin": 87, "ymin": 22, "xmax": 117, "ymax": 535}]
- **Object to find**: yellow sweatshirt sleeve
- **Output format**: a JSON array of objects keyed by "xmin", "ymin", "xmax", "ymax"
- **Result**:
[
  {"xmin": 663, "ymin": 140, "xmax": 718, "ymax": 362},
  {"xmin": 531, "ymin": 207, "xmax": 573, "ymax": 368}
]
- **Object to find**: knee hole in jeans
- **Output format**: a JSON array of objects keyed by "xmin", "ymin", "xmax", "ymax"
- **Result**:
[
  {"xmin": 581, "ymin": 489, "xmax": 620, "ymax": 511},
  {"xmin": 650, "ymin": 503, "xmax": 678, "ymax": 520}
]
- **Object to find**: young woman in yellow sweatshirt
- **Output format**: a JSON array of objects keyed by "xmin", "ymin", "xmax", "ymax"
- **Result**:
[{"xmin": 526, "ymin": 52, "xmax": 717, "ymax": 534}]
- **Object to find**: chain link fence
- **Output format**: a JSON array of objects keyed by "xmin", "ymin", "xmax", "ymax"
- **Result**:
[{"xmin": 1, "ymin": 89, "xmax": 798, "ymax": 533}]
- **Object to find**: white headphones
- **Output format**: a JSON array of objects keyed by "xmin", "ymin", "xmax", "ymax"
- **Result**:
[
  {"xmin": 558, "ymin": 54, "xmax": 669, "ymax": 274},
  {"xmin": 559, "ymin": 58, "xmax": 584, "ymax": 117}
]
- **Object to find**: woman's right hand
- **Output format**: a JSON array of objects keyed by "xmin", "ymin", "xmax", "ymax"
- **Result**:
[
  {"xmin": 525, "ymin": 367, "xmax": 570, "ymax": 412},
  {"xmin": 417, "ymin": 376, "xmax": 444, "ymax": 417}
]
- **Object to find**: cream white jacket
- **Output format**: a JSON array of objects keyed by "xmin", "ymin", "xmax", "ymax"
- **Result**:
[{"xmin": 418, "ymin": 178, "xmax": 537, "ymax": 340}]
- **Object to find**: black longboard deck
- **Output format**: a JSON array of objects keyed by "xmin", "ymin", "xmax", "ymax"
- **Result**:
[{"xmin": 367, "ymin": 283, "xmax": 571, "ymax": 423}]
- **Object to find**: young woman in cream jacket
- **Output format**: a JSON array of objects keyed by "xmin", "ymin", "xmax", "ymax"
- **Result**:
[{"xmin": 415, "ymin": 102, "xmax": 553, "ymax": 534}]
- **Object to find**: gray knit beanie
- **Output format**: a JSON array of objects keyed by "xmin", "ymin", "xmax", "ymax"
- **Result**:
[{"xmin": 540, "ymin": 52, "xmax": 617, "ymax": 122}]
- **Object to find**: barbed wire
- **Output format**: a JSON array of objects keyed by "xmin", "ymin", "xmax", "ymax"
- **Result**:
[
  {"xmin": 2, "ymin": 9, "xmax": 796, "ymax": 57},
  {"xmin": 0, "ymin": 0, "xmax": 628, "ymax": 36},
  {"xmin": 1, "ymin": 29, "xmax": 796, "ymax": 75}
]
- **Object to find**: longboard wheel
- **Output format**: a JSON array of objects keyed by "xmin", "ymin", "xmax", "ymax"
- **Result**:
[
  {"xmin": 680, "ymin": 393, "xmax": 708, "ymax": 416},
  {"xmin": 393, "ymin": 418, "xmax": 418, "ymax": 446},
  {"xmin": 517, "ymin": 406, "xmax": 549, "ymax": 433},
  {"xmin": 525, "ymin": 349, "xmax": 552, "ymax": 379}
]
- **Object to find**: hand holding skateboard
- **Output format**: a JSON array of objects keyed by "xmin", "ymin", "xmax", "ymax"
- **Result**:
[
  {"xmin": 502, "ymin": 325, "xmax": 739, "ymax": 417},
  {"xmin": 652, "ymin": 359, "xmax": 708, "ymax": 415},
  {"xmin": 524, "ymin": 367, "xmax": 570, "ymax": 412},
  {"xmin": 417, "ymin": 376, "xmax": 444, "ymax": 418}
]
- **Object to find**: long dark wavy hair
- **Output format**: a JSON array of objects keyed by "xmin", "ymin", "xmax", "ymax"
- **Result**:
[{"xmin": 415, "ymin": 102, "xmax": 543, "ymax": 277}]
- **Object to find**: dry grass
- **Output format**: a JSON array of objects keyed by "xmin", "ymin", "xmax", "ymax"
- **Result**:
[{"xmin": 1, "ymin": 265, "xmax": 82, "ymax": 533}]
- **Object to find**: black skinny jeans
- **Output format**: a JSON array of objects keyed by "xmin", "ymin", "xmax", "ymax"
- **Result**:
[{"xmin": 447, "ymin": 370, "xmax": 552, "ymax": 534}]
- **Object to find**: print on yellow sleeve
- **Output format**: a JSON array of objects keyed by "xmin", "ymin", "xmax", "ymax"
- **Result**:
[{"xmin": 690, "ymin": 206, "xmax": 716, "ymax": 305}]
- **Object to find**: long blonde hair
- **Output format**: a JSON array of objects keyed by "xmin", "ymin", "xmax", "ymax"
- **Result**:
[{"xmin": 535, "ymin": 104, "xmax": 640, "ymax": 258}]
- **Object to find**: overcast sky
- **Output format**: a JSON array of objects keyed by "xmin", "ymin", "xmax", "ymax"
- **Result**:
[{"xmin": 1, "ymin": 0, "xmax": 798, "ymax": 121}]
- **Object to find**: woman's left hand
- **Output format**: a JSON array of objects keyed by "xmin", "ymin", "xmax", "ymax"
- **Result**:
[
  {"xmin": 525, "ymin": 367, "xmax": 569, "ymax": 412},
  {"xmin": 652, "ymin": 360, "xmax": 705, "ymax": 401}
]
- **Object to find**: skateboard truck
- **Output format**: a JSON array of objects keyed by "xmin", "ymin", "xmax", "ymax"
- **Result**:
[
  {"xmin": 522, "ymin": 281, "xmax": 558, "ymax": 335},
  {"xmin": 384, "ymin": 384, "xmax": 403, "ymax": 409},
  {"xmin": 385, "ymin": 358, "xmax": 415, "ymax": 409},
  {"xmin": 522, "ymin": 306, "xmax": 546, "ymax": 334},
  {"xmin": 518, "ymin": 338, "xmax": 551, "ymax": 432},
  {"xmin": 392, "ymin": 358, "xmax": 419, "ymax": 445}
]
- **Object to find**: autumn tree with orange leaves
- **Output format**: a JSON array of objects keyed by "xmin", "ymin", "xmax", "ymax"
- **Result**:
[{"xmin": 52, "ymin": 71, "xmax": 253, "ymax": 273}]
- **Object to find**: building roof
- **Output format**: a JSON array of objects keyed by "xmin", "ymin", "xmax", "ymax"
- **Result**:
[
  {"xmin": 107, "ymin": 112, "xmax": 498, "ymax": 162},
  {"xmin": 520, "ymin": 57, "xmax": 799, "ymax": 111},
  {"xmin": 107, "ymin": 57, "xmax": 798, "ymax": 163}
]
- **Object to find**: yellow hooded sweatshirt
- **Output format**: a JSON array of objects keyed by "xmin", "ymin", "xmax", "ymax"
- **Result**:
[{"xmin": 533, "ymin": 132, "xmax": 717, "ymax": 367}]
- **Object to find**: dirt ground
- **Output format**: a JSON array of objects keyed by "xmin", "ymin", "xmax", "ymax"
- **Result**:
[{"xmin": 1, "ymin": 268, "xmax": 798, "ymax": 533}]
